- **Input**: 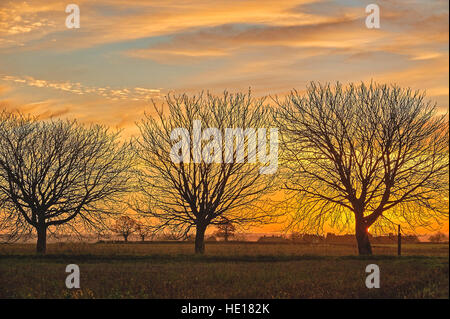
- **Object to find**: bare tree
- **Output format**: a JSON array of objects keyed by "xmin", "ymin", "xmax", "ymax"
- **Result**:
[
  {"xmin": 0, "ymin": 111, "xmax": 133, "ymax": 253},
  {"xmin": 135, "ymin": 221, "xmax": 154, "ymax": 242},
  {"xmin": 214, "ymin": 218, "xmax": 236, "ymax": 242},
  {"xmin": 134, "ymin": 91, "xmax": 278, "ymax": 253},
  {"xmin": 275, "ymin": 82, "xmax": 449, "ymax": 255},
  {"xmin": 111, "ymin": 216, "xmax": 137, "ymax": 242},
  {"xmin": 429, "ymin": 232, "xmax": 448, "ymax": 243}
]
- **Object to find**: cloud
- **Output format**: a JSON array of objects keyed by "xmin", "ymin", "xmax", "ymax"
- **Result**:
[
  {"xmin": 0, "ymin": 0, "xmax": 342, "ymax": 51},
  {"xmin": 0, "ymin": 98, "xmax": 72, "ymax": 120},
  {"xmin": 126, "ymin": 17, "xmax": 386, "ymax": 64},
  {"xmin": 125, "ymin": 0, "xmax": 448, "ymax": 64},
  {"xmin": 0, "ymin": 0, "xmax": 447, "ymax": 127},
  {"xmin": 0, "ymin": 74, "xmax": 162, "ymax": 101}
]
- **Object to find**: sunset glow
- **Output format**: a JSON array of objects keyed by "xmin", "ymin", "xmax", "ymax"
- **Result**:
[
  {"xmin": 0, "ymin": 0, "xmax": 448, "ymax": 235},
  {"xmin": 0, "ymin": 1, "xmax": 449, "ymax": 303}
]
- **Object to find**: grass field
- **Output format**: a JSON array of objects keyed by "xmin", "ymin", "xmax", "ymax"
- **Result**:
[{"xmin": 0, "ymin": 242, "xmax": 448, "ymax": 299}]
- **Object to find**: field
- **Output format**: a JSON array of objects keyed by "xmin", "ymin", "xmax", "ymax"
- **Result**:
[{"xmin": 0, "ymin": 242, "xmax": 448, "ymax": 299}]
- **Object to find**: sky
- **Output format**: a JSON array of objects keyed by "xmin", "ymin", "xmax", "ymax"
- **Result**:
[
  {"xmin": 0, "ymin": 0, "xmax": 448, "ymax": 234},
  {"xmin": 0, "ymin": 0, "xmax": 448, "ymax": 130}
]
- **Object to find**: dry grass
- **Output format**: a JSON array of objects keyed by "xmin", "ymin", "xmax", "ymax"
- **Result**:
[
  {"xmin": 0, "ymin": 242, "xmax": 448, "ymax": 299},
  {"xmin": 1, "ymin": 241, "xmax": 448, "ymax": 257}
]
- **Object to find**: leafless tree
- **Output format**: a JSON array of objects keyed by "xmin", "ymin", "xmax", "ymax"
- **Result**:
[
  {"xmin": 0, "ymin": 111, "xmax": 133, "ymax": 253},
  {"xmin": 135, "ymin": 221, "xmax": 154, "ymax": 242},
  {"xmin": 111, "ymin": 216, "xmax": 137, "ymax": 242},
  {"xmin": 214, "ymin": 218, "xmax": 236, "ymax": 242},
  {"xmin": 134, "ymin": 91, "xmax": 279, "ymax": 253},
  {"xmin": 274, "ymin": 82, "xmax": 449, "ymax": 255},
  {"xmin": 429, "ymin": 232, "xmax": 448, "ymax": 243}
]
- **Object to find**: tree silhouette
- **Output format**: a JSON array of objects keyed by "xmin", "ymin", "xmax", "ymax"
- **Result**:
[
  {"xmin": 135, "ymin": 222, "xmax": 153, "ymax": 241},
  {"xmin": 112, "ymin": 216, "xmax": 137, "ymax": 242},
  {"xmin": 214, "ymin": 218, "xmax": 236, "ymax": 242},
  {"xmin": 134, "ymin": 91, "xmax": 278, "ymax": 253},
  {"xmin": 0, "ymin": 111, "xmax": 133, "ymax": 253},
  {"xmin": 429, "ymin": 232, "xmax": 448, "ymax": 243},
  {"xmin": 275, "ymin": 82, "xmax": 449, "ymax": 255}
]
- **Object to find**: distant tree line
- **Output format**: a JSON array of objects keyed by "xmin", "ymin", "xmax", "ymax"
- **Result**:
[
  {"xmin": 257, "ymin": 232, "xmax": 421, "ymax": 244},
  {"xmin": 0, "ymin": 82, "xmax": 448, "ymax": 255},
  {"xmin": 429, "ymin": 232, "xmax": 449, "ymax": 243}
]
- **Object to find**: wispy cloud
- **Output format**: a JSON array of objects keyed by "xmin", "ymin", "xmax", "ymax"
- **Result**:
[
  {"xmin": 0, "ymin": 0, "xmax": 447, "ymax": 125},
  {"xmin": 0, "ymin": 74, "xmax": 162, "ymax": 101}
]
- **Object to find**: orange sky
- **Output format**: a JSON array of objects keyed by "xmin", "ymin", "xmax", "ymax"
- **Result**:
[{"xmin": 0, "ymin": 0, "xmax": 448, "ymax": 235}]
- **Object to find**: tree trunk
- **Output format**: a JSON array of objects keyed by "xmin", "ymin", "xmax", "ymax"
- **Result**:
[
  {"xmin": 195, "ymin": 224, "xmax": 207, "ymax": 254},
  {"xmin": 36, "ymin": 224, "xmax": 47, "ymax": 254},
  {"xmin": 355, "ymin": 219, "xmax": 372, "ymax": 255},
  {"xmin": 123, "ymin": 234, "xmax": 128, "ymax": 242}
]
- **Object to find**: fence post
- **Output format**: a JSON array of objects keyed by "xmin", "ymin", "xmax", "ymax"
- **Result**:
[{"xmin": 397, "ymin": 224, "xmax": 401, "ymax": 256}]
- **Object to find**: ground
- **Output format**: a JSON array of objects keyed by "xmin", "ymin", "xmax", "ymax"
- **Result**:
[{"xmin": 0, "ymin": 242, "xmax": 448, "ymax": 298}]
